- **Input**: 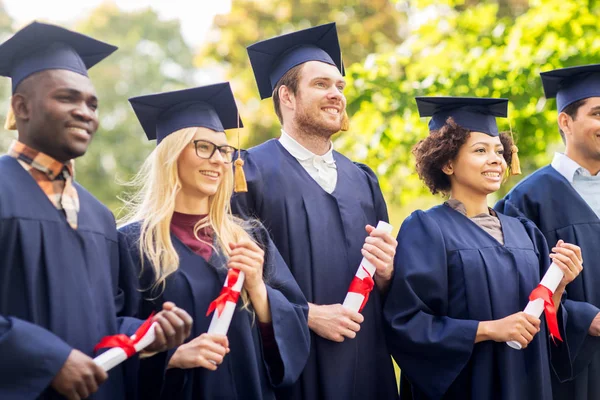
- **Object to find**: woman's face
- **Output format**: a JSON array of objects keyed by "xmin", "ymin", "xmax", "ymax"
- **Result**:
[
  {"xmin": 177, "ymin": 127, "xmax": 233, "ymax": 200},
  {"xmin": 446, "ymin": 131, "xmax": 507, "ymax": 197}
]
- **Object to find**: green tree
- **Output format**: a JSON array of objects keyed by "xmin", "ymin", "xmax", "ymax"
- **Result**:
[
  {"xmin": 340, "ymin": 0, "xmax": 600, "ymax": 224},
  {"xmin": 198, "ymin": 0, "xmax": 404, "ymax": 147}
]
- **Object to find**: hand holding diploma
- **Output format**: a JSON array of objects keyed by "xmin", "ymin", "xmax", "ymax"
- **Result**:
[
  {"xmin": 343, "ymin": 221, "xmax": 396, "ymax": 312},
  {"xmin": 506, "ymin": 240, "xmax": 583, "ymax": 349}
]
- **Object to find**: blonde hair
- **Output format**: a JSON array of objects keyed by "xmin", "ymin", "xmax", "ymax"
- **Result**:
[{"xmin": 119, "ymin": 127, "xmax": 254, "ymax": 294}]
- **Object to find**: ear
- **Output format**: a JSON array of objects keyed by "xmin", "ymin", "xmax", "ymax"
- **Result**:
[
  {"xmin": 557, "ymin": 112, "xmax": 572, "ymax": 138},
  {"xmin": 278, "ymin": 85, "xmax": 295, "ymax": 112},
  {"xmin": 11, "ymin": 93, "xmax": 31, "ymax": 123},
  {"xmin": 442, "ymin": 161, "xmax": 454, "ymax": 176}
]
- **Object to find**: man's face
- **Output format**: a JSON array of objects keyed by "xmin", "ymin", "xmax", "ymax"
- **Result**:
[
  {"xmin": 292, "ymin": 60, "xmax": 346, "ymax": 137},
  {"xmin": 20, "ymin": 69, "xmax": 99, "ymax": 162},
  {"xmin": 563, "ymin": 97, "xmax": 600, "ymax": 163}
]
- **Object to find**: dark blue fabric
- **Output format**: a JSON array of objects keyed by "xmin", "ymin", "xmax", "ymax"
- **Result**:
[
  {"xmin": 0, "ymin": 21, "xmax": 116, "ymax": 92},
  {"xmin": 231, "ymin": 139, "xmax": 398, "ymax": 400},
  {"xmin": 0, "ymin": 156, "xmax": 145, "ymax": 399},
  {"xmin": 128, "ymin": 83, "xmax": 243, "ymax": 143},
  {"xmin": 540, "ymin": 64, "xmax": 600, "ymax": 111},
  {"xmin": 120, "ymin": 221, "xmax": 309, "ymax": 400},
  {"xmin": 384, "ymin": 204, "xmax": 572, "ymax": 400},
  {"xmin": 496, "ymin": 165, "xmax": 600, "ymax": 400}
]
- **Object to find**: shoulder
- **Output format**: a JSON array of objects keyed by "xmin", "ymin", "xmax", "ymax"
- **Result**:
[{"xmin": 506, "ymin": 165, "xmax": 556, "ymax": 197}]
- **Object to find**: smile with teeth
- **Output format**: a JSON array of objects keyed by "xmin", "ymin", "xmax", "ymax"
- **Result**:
[
  {"xmin": 322, "ymin": 107, "xmax": 339, "ymax": 115},
  {"xmin": 199, "ymin": 170, "xmax": 220, "ymax": 178},
  {"xmin": 66, "ymin": 127, "xmax": 89, "ymax": 135},
  {"xmin": 482, "ymin": 172, "xmax": 501, "ymax": 178}
]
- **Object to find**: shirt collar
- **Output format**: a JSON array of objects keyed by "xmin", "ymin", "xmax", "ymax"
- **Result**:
[
  {"xmin": 7, "ymin": 140, "xmax": 75, "ymax": 179},
  {"xmin": 279, "ymin": 129, "xmax": 335, "ymax": 164}
]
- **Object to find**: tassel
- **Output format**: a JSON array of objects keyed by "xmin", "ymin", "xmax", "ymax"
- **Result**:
[
  {"xmin": 234, "ymin": 158, "xmax": 247, "ymax": 192},
  {"xmin": 4, "ymin": 101, "xmax": 16, "ymax": 130},
  {"xmin": 511, "ymin": 144, "xmax": 521, "ymax": 176},
  {"xmin": 340, "ymin": 109, "xmax": 349, "ymax": 131}
]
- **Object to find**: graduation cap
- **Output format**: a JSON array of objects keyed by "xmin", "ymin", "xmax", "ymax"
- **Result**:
[
  {"xmin": 416, "ymin": 96, "xmax": 521, "ymax": 175},
  {"xmin": 129, "ymin": 82, "xmax": 248, "ymax": 191},
  {"xmin": 0, "ymin": 21, "xmax": 117, "ymax": 130},
  {"xmin": 247, "ymin": 22, "xmax": 344, "ymax": 100},
  {"xmin": 415, "ymin": 97, "xmax": 508, "ymax": 136},
  {"xmin": 540, "ymin": 64, "xmax": 600, "ymax": 112}
]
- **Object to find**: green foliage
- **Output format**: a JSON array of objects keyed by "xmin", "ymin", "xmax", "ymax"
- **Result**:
[{"xmin": 339, "ymin": 0, "xmax": 600, "ymax": 224}]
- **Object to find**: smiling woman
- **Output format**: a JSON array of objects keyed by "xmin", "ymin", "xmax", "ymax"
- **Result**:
[
  {"xmin": 384, "ymin": 96, "xmax": 585, "ymax": 400},
  {"xmin": 117, "ymin": 82, "xmax": 310, "ymax": 400}
]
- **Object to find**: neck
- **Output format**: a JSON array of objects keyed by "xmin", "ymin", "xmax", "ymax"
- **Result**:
[
  {"xmin": 565, "ymin": 147, "xmax": 600, "ymax": 175},
  {"xmin": 449, "ymin": 187, "xmax": 489, "ymax": 217},
  {"xmin": 282, "ymin": 120, "xmax": 332, "ymax": 156},
  {"xmin": 18, "ymin": 134, "xmax": 69, "ymax": 164},
  {"xmin": 174, "ymin": 189, "xmax": 209, "ymax": 215}
]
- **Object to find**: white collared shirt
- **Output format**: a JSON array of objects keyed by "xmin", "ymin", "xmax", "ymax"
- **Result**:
[
  {"xmin": 279, "ymin": 129, "xmax": 338, "ymax": 193},
  {"xmin": 551, "ymin": 152, "xmax": 600, "ymax": 183}
]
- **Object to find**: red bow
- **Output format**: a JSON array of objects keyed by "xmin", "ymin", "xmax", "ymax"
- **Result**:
[
  {"xmin": 348, "ymin": 266, "xmax": 375, "ymax": 312},
  {"xmin": 94, "ymin": 312, "xmax": 156, "ymax": 358},
  {"xmin": 530, "ymin": 285, "xmax": 563, "ymax": 342},
  {"xmin": 206, "ymin": 269, "xmax": 241, "ymax": 317}
]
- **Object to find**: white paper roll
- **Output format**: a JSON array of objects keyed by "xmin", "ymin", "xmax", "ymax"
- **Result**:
[
  {"xmin": 342, "ymin": 221, "xmax": 394, "ymax": 312},
  {"xmin": 507, "ymin": 262, "xmax": 563, "ymax": 350},
  {"xmin": 93, "ymin": 322, "xmax": 157, "ymax": 371},
  {"xmin": 207, "ymin": 270, "xmax": 245, "ymax": 335}
]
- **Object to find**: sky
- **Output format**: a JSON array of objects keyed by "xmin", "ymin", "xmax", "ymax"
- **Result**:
[{"xmin": 2, "ymin": 0, "xmax": 232, "ymax": 48}]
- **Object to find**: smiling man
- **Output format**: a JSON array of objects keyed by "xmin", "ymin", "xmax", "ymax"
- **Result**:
[
  {"xmin": 496, "ymin": 64, "xmax": 600, "ymax": 400},
  {"xmin": 231, "ymin": 23, "xmax": 399, "ymax": 400},
  {"xmin": 0, "ymin": 22, "xmax": 193, "ymax": 400}
]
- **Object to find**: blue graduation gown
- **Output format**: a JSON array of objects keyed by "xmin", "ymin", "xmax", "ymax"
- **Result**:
[
  {"xmin": 384, "ymin": 204, "xmax": 572, "ymax": 400},
  {"xmin": 496, "ymin": 165, "xmax": 600, "ymax": 400},
  {"xmin": 119, "ymin": 221, "xmax": 310, "ymax": 400},
  {"xmin": 231, "ymin": 139, "xmax": 398, "ymax": 400},
  {"xmin": 0, "ymin": 155, "xmax": 144, "ymax": 400}
]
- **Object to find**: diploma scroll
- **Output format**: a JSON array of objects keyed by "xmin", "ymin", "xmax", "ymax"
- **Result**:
[
  {"xmin": 342, "ymin": 221, "xmax": 394, "ymax": 313},
  {"xmin": 93, "ymin": 321, "xmax": 157, "ymax": 371},
  {"xmin": 507, "ymin": 262, "xmax": 563, "ymax": 350},
  {"xmin": 207, "ymin": 269, "xmax": 245, "ymax": 336}
]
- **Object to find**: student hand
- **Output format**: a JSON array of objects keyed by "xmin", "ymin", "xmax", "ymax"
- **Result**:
[
  {"xmin": 167, "ymin": 333, "xmax": 230, "ymax": 371},
  {"xmin": 228, "ymin": 240, "xmax": 265, "ymax": 296},
  {"xmin": 51, "ymin": 349, "xmax": 108, "ymax": 400},
  {"xmin": 145, "ymin": 302, "xmax": 193, "ymax": 353},
  {"xmin": 550, "ymin": 240, "xmax": 583, "ymax": 291},
  {"xmin": 588, "ymin": 313, "xmax": 600, "ymax": 336},
  {"xmin": 363, "ymin": 225, "xmax": 397, "ymax": 291},
  {"xmin": 308, "ymin": 303, "xmax": 364, "ymax": 342},
  {"xmin": 480, "ymin": 312, "xmax": 541, "ymax": 349}
]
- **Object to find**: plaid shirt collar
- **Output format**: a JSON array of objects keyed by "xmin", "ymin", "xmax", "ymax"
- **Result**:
[{"xmin": 7, "ymin": 140, "xmax": 75, "ymax": 179}]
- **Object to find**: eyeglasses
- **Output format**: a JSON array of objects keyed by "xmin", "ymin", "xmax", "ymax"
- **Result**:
[{"xmin": 192, "ymin": 139, "xmax": 237, "ymax": 164}]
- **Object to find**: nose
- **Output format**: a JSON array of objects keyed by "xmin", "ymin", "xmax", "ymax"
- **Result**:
[
  {"xmin": 72, "ymin": 103, "xmax": 96, "ymax": 123},
  {"xmin": 209, "ymin": 149, "xmax": 227, "ymax": 165}
]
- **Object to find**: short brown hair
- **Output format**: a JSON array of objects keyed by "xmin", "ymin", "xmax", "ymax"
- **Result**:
[
  {"xmin": 413, "ymin": 118, "xmax": 514, "ymax": 195},
  {"xmin": 558, "ymin": 98, "xmax": 587, "ymax": 142},
  {"xmin": 272, "ymin": 64, "xmax": 304, "ymax": 124}
]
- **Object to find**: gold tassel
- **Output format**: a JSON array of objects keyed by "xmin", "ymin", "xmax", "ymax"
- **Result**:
[
  {"xmin": 511, "ymin": 144, "xmax": 521, "ymax": 176},
  {"xmin": 234, "ymin": 157, "xmax": 247, "ymax": 192},
  {"xmin": 233, "ymin": 108, "xmax": 247, "ymax": 192},
  {"xmin": 340, "ymin": 109, "xmax": 349, "ymax": 131},
  {"xmin": 4, "ymin": 101, "xmax": 17, "ymax": 130}
]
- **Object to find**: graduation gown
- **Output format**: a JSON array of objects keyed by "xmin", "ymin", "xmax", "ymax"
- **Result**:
[
  {"xmin": 119, "ymin": 221, "xmax": 310, "ymax": 400},
  {"xmin": 0, "ymin": 155, "xmax": 144, "ymax": 400},
  {"xmin": 383, "ymin": 204, "xmax": 573, "ymax": 400},
  {"xmin": 231, "ymin": 139, "xmax": 398, "ymax": 400},
  {"xmin": 496, "ymin": 165, "xmax": 600, "ymax": 400}
]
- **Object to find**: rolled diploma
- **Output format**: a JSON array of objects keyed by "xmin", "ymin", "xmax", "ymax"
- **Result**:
[
  {"xmin": 207, "ymin": 270, "xmax": 245, "ymax": 335},
  {"xmin": 342, "ymin": 221, "xmax": 394, "ymax": 312},
  {"xmin": 93, "ymin": 322, "xmax": 157, "ymax": 371},
  {"xmin": 507, "ymin": 262, "xmax": 563, "ymax": 350}
]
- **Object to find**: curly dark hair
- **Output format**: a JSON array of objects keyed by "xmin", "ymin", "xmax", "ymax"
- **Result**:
[{"xmin": 412, "ymin": 117, "xmax": 514, "ymax": 195}]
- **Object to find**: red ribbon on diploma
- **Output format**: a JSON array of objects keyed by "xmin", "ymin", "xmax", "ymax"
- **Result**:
[
  {"xmin": 348, "ymin": 265, "xmax": 375, "ymax": 312},
  {"xmin": 529, "ymin": 284, "xmax": 562, "ymax": 342},
  {"xmin": 206, "ymin": 269, "xmax": 241, "ymax": 317},
  {"xmin": 94, "ymin": 312, "xmax": 156, "ymax": 357}
]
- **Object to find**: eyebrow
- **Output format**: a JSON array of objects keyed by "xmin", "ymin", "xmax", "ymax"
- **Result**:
[
  {"xmin": 470, "ymin": 141, "xmax": 504, "ymax": 147},
  {"xmin": 54, "ymin": 87, "xmax": 98, "ymax": 102},
  {"xmin": 310, "ymin": 76, "xmax": 346, "ymax": 85},
  {"xmin": 589, "ymin": 105, "xmax": 600, "ymax": 113}
]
